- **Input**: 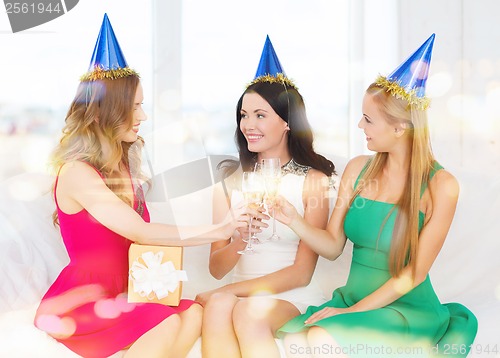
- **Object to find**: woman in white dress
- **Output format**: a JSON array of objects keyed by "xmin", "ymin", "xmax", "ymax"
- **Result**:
[{"xmin": 195, "ymin": 37, "xmax": 336, "ymax": 358}]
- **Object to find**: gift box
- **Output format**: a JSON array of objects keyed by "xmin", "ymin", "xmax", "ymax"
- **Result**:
[{"xmin": 128, "ymin": 243, "xmax": 187, "ymax": 306}]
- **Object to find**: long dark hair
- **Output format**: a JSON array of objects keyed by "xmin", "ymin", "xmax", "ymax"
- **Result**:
[{"xmin": 227, "ymin": 81, "xmax": 335, "ymax": 176}]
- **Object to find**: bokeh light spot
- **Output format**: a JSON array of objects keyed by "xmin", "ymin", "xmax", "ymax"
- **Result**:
[
  {"xmin": 7, "ymin": 179, "xmax": 43, "ymax": 201},
  {"xmin": 36, "ymin": 314, "xmax": 77, "ymax": 339},
  {"xmin": 427, "ymin": 72, "xmax": 453, "ymax": 97},
  {"xmin": 245, "ymin": 294, "xmax": 277, "ymax": 320},
  {"xmin": 94, "ymin": 299, "xmax": 122, "ymax": 319},
  {"xmin": 115, "ymin": 293, "xmax": 136, "ymax": 313},
  {"xmin": 411, "ymin": 60, "xmax": 429, "ymax": 80}
]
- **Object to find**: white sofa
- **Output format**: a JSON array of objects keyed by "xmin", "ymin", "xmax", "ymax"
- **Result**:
[{"xmin": 0, "ymin": 158, "xmax": 498, "ymax": 357}]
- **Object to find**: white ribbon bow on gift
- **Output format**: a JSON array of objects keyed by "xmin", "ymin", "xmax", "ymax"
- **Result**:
[{"xmin": 129, "ymin": 250, "xmax": 188, "ymax": 300}]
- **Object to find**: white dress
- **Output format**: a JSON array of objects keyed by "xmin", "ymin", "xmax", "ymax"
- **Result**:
[{"xmin": 230, "ymin": 160, "xmax": 326, "ymax": 313}]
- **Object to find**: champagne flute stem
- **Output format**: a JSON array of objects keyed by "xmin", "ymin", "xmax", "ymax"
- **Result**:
[
  {"xmin": 272, "ymin": 206, "xmax": 276, "ymax": 235},
  {"xmin": 247, "ymin": 216, "xmax": 254, "ymax": 250}
]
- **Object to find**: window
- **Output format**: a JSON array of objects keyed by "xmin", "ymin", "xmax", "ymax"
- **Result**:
[
  {"xmin": 0, "ymin": 2, "xmax": 153, "ymax": 181},
  {"xmin": 179, "ymin": 0, "xmax": 351, "ymax": 161}
]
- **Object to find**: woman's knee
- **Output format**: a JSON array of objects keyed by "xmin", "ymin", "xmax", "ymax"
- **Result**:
[
  {"xmin": 232, "ymin": 298, "xmax": 274, "ymax": 334},
  {"xmin": 307, "ymin": 326, "xmax": 326, "ymax": 337},
  {"xmin": 283, "ymin": 332, "xmax": 310, "ymax": 357},
  {"xmin": 233, "ymin": 297, "xmax": 286, "ymax": 324},
  {"xmin": 232, "ymin": 298, "xmax": 253, "ymax": 322},
  {"xmin": 180, "ymin": 304, "xmax": 203, "ymax": 326},
  {"xmin": 203, "ymin": 292, "xmax": 238, "ymax": 322},
  {"xmin": 307, "ymin": 326, "xmax": 336, "ymax": 347},
  {"xmin": 181, "ymin": 303, "xmax": 203, "ymax": 319},
  {"xmin": 157, "ymin": 313, "xmax": 182, "ymax": 333},
  {"xmin": 205, "ymin": 292, "xmax": 238, "ymax": 310}
]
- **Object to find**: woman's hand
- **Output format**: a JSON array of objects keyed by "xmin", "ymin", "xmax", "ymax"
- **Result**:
[
  {"xmin": 268, "ymin": 195, "xmax": 299, "ymax": 226},
  {"xmin": 195, "ymin": 289, "xmax": 219, "ymax": 306},
  {"xmin": 222, "ymin": 200, "xmax": 269, "ymax": 239},
  {"xmin": 304, "ymin": 306, "xmax": 354, "ymax": 325}
]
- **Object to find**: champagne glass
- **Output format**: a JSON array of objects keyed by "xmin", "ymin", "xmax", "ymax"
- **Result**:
[
  {"xmin": 261, "ymin": 158, "xmax": 281, "ymax": 241},
  {"xmin": 238, "ymin": 171, "xmax": 265, "ymax": 255},
  {"xmin": 249, "ymin": 162, "xmax": 263, "ymax": 243}
]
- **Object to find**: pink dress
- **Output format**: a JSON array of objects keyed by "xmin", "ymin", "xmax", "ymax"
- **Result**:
[{"xmin": 34, "ymin": 164, "xmax": 196, "ymax": 358}]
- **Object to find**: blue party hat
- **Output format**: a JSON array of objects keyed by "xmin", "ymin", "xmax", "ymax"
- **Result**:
[
  {"xmin": 80, "ymin": 14, "xmax": 138, "ymax": 81},
  {"xmin": 255, "ymin": 35, "xmax": 285, "ymax": 78},
  {"xmin": 248, "ymin": 35, "xmax": 296, "ymax": 88},
  {"xmin": 375, "ymin": 33, "xmax": 435, "ymax": 110}
]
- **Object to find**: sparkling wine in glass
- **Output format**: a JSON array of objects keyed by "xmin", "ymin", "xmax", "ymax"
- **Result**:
[
  {"xmin": 261, "ymin": 158, "xmax": 281, "ymax": 241},
  {"xmin": 238, "ymin": 171, "xmax": 265, "ymax": 255}
]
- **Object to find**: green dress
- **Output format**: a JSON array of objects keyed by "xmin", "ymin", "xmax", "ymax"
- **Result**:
[{"xmin": 278, "ymin": 162, "xmax": 477, "ymax": 357}]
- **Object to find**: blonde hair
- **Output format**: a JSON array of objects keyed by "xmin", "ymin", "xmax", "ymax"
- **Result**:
[
  {"xmin": 350, "ymin": 83, "xmax": 435, "ymax": 278},
  {"xmin": 51, "ymin": 75, "xmax": 147, "ymax": 224}
]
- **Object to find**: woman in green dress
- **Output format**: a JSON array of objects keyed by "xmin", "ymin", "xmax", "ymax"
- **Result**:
[{"xmin": 272, "ymin": 34, "xmax": 477, "ymax": 357}]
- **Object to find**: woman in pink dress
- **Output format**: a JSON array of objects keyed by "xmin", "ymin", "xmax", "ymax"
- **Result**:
[{"xmin": 34, "ymin": 14, "xmax": 260, "ymax": 358}]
